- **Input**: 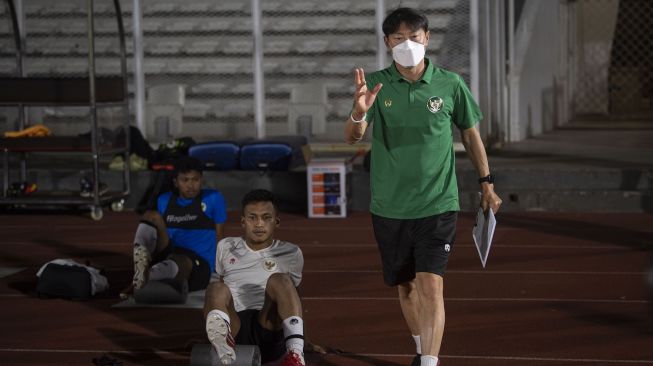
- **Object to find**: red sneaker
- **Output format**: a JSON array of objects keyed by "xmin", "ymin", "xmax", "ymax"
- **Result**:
[{"xmin": 280, "ymin": 350, "xmax": 305, "ymax": 366}]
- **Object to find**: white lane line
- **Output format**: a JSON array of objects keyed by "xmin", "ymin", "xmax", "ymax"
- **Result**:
[
  {"xmin": 301, "ymin": 297, "xmax": 648, "ymax": 304},
  {"xmin": 1, "ymin": 349, "xmax": 650, "ymax": 364},
  {"xmin": 0, "ymin": 293, "xmax": 646, "ymax": 303},
  {"xmin": 0, "ymin": 348, "xmax": 184, "ymax": 356},
  {"xmin": 0, "ymin": 241, "xmax": 130, "ymax": 246},
  {"xmin": 303, "ymin": 269, "xmax": 647, "ymax": 275},
  {"xmin": 0, "ymin": 266, "xmax": 644, "ymax": 276},
  {"xmin": 0, "ymin": 241, "xmax": 641, "ymax": 250},
  {"xmin": 0, "ymin": 267, "xmax": 25, "ymax": 278},
  {"xmin": 350, "ymin": 353, "xmax": 653, "ymax": 364}
]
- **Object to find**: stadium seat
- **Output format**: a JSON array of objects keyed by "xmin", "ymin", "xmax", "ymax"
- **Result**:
[
  {"xmin": 167, "ymin": 60, "xmax": 205, "ymax": 74},
  {"xmin": 282, "ymin": 2, "xmax": 316, "ymax": 12},
  {"xmin": 224, "ymin": 101, "xmax": 252, "ymax": 117},
  {"xmin": 261, "ymin": 1, "xmax": 283, "ymax": 12},
  {"xmin": 339, "ymin": 18, "xmax": 376, "ymax": 31},
  {"xmin": 212, "ymin": 2, "xmax": 246, "ymax": 13},
  {"xmin": 53, "ymin": 60, "xmax": 88, "ymax": 75},
  {"xmin": 142, "ymin": 19, "xmax": 164, "ymax": 33},
  {"xmin": 224, "ymin": 39, "xmax": 253, "ymax": 54},
  {"xmin": 144, "ymin": 3, "xmax": 179, "ymax": 15},
  {"xmin": 264, "ymin": 39, "xmax": 293, "ymax": 54},
  {"xmin": 231, "ymin": 83, "xmax": 254, "ymax": 94},
  {"xmin": 144, "ymin": 60, "xmax": 167, "ymax": 74},
  {"xmin": 147, "ymin": 40, "xmax": 184, "ymax": 55},
  {"xmin": 206, "ymin": 61, "xmax": 250, "ymax": 74},
  {"xmin": 266, "ymin": 101, "xmax": 288, "ymax": 118},
  {"xmin": 263, "ymin": 61, "xmax": 280, "ymax": 73},
  {"xmin": 162, "ymin": 20, "xmax": 197, "ymax": 33},
  {"xmin": 96, "ymin": 59, "xmax": 121, "ymax": 75},
  {"xmin": 197, "ymin": 19, "xmax": 232, "ymax": 32},
  {"xmin": 185, "ymin": 40, "xmax": 220, "ymax": 54},
  {"xmin": 0, "ymin": 60, "xmax": 17, "ymax": 75},
  {"xmin": 319, "ymin": 1, "xmax": 352, "ymax": 12},
  {"xmin": 304, "ymin": 18, "xmax": 341, "ymax": 31},
  {"xmin": 25, "ymin": 19, "xmax": 59, "ymax": 34},
  {"xmin": 24, "ymin": 60, "xmax": 52, "ymax": 75},
  {"xmin": 268, "ymin": 18, "xmax": 304, "ymax": 32},
  {"xmin": 190, "ymin": 82, "xmax": 228, "ymax": 94},
  {"xmin": 296, "ymin": 39, "xmax": 330, "ymax": 53},
  {"xmin": 181, "ymin": 2, "xmax": 213, "ymax": 13}
]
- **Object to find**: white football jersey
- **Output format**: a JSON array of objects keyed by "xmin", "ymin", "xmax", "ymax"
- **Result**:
[{"xmin": 214, "ymin": 237, "xmax": 303, "ymax": 312}]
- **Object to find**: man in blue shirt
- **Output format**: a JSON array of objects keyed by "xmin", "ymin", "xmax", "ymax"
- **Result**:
[{"xmin": 121, "ymin": 156, "xmax": 227, "ymax": 298}]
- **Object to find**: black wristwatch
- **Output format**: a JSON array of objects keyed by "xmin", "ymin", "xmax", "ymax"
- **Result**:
[{"xmin": 478, "ymin": 174, "xmax": 495, "ymax": 184}]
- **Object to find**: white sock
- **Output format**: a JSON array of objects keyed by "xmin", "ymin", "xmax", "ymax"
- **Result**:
[
  {"xmin": 207, "ymin": 309, "xmax": 230, "ymax": 326},
  {"xmin": 134, "ymin": 221, "xmax": 157, "ymax": 254},
  {"xmin": 282, "ymin": 316, "xmax": 304, "ymax": 354},
  {"xmin": 421, "ymin": 355, "xmax": 438, "ymax": 366},
  {"xmin": 148, "ymin": 259, "xmax": 179, "ymax": 281},
  {"xmin": 412, "ymin": 334, "xmax": 421, "ymax": 355}
]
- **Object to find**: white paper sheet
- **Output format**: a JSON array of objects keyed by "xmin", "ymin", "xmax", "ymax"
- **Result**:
[{"xmin": 472, "ymin": 207, "xmax": 496, "ymax": 268}]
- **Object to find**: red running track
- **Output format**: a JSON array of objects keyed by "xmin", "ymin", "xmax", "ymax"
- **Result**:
[{"xmin": 0, "ymin": 211, "xmax": 651, "ymax": 365}]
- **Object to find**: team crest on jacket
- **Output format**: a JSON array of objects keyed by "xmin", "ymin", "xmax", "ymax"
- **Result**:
[
  {"xmin": 427, "ymin": 96, "xmax": 443, "ymax": 113},
  {"xmin": 263, "ymin": 259, "xmax": 277, "ymax": 272}
]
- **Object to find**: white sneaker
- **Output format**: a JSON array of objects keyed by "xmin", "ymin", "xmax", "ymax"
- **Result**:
[
  {"xmin": 206, "ymin": 313, "xmax": 236, "ymax": 365},
  {"xmin": 132, "ymin": 244, "xmax": 151, "ymax": 290}
]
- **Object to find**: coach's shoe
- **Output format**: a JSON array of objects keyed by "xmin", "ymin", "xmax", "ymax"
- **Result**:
[
  {"xmin": 411, "ymin": 354, "xmax": 421, "ymax": 366},
  {"xmin": 281, "ymin": 349, "xmax": 305, "ymax": 366},
  {"xmin": 132, "ymin": 244, "xmax": 151, "ymax": 290},
  {"xmin": 415, "ymin": 356, "xmax": 441, "ymax": 366},
  {"xmin": 206, "ymin": 313, "xmax": 236, "ymax": 365}
]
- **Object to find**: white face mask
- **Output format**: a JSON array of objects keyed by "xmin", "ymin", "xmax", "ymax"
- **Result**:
[{"xmin": 391, "ymin": 39, "xmax": 426, "ymax": 68}]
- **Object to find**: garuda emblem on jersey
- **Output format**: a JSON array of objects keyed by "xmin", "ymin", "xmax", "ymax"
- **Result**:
[
  {"xmin": 263, "ymin": 259, "xmax": 277, "ymax": 272},
  {"xmin": 427, "ymin": 96, "xmax": 443, "ymax": 113}
]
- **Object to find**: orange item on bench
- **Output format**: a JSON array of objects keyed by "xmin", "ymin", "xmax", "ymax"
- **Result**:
[{"xmin": 3, "ymin": 123, "xmax": 52, "ymax": 138}]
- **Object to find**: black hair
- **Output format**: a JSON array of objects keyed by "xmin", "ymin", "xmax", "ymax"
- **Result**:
[
  {"xmin": 382, "ymin": 7, "xmax": 429, "ymax": 37},
  {"xmin": 173, "ymin": 156, "xmax": 203, "ymax": 177},
  {"xmin": 241, "ymin": 189, "xmax": 277, "ymax": 214}
]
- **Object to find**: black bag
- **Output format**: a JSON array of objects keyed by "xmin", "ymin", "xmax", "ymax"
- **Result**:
[
  {"xmin": 136, "ymin": 162, "xmax": 175, "ymax": 214},
  {"xmin": 152, "ymin": 137, "xmax": 196, "ymax": 164},
  {"xmin": 36, "ymin": 263, "xmax": 93, "ymax": 300},
  {"xmin": 114, "ymin": 125, "xmax": 155, "ymax": 162}
]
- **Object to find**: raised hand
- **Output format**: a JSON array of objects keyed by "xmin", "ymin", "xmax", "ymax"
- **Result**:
[{"xmin": 352, "ymin": 68, "xmax": 382, "ymax": 119}]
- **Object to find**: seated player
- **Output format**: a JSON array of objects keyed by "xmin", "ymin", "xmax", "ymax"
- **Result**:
[
  {"xmin": 203, "ymin": 189, "xmax": 307, "ymax": 366},
  {"xmin": 120, "ymin": 156, "xmax": 226, "ymax": 298}
]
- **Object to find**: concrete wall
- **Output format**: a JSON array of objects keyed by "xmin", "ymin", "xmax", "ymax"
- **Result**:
[{"xmin": 513, "ymin": 1, "xmax": 561, "ymax": 139}]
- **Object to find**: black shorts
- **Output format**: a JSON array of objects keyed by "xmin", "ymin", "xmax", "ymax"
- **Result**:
[
  {"xmin": 234, "ymin": 309, "xmax": 285, "ymax": 363},
  {"xmin": 154, "ymin": 245, "xmax": 210, "ymax": 291},
  {"xmin": 371, "ymin": 211, "xmax": 457, "ymax": 286}
]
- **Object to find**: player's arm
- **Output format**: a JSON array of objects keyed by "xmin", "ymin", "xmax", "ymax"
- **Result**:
[
  {"xmin": 215, "ymin": 223, "xmax": 224, "ymax": 243},
  {"xmin": 460, "ymin": 126, "xmax": 502, "ymax": 213},
  {"xmin": 210, "ymin": 191, "xmax": 227, "ymax": 242},
  {"xmin": 344, "ymin": 68, "xmax": 382, "ymax": 144}
]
